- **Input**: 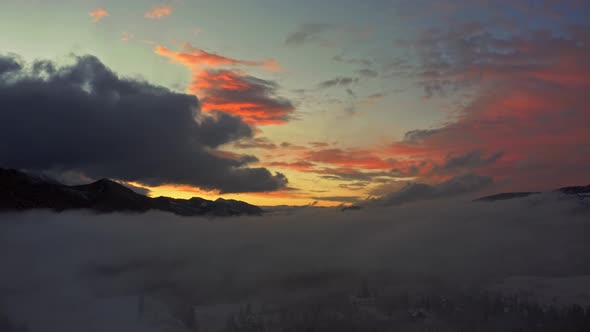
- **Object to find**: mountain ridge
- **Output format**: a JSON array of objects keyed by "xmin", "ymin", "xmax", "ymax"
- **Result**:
[{"xmin": 0, "ymin": 168, "xmax": 262, "ymax": 216}]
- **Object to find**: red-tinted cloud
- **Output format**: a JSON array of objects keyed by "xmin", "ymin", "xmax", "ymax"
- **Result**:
[
  {"xmin": 156, "ymin": 44, "xmax": 291, "ymax": 125},
  {"xmin": 155, "ymin": 44, "xmax": 281, "ymax": 71},
  {"xmin": 388, "ymin": 27, "xmax": 590, "ymax": 191},
  {"xmin": 189, "ymin": 69, "xmax": 294, "ymax": 124},
  {"xmin": 305, "ymin": 148, "xmax": 395, "ymax": 170}
]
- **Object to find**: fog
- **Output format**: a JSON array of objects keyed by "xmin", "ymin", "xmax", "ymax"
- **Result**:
[{"xmin": 1, "ymin": 194, "xmax": 589, "ymax": 331}]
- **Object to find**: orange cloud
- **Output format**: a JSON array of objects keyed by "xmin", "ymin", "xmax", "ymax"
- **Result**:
[
  {"xmin": 263, "ymin": 161, "xmax": 316, "ymax": 171},
  {"xmin": 189, "ymin": 69, "xmax": 294, "ymax": 124},
  {"xmin": 145, "ymin": 4, "xmax": 172, "ymax": 19},
  {"xmin": 155, "ymin": 43, "xmax": 281, "ymax": 71},
  {"xmin": 305, "ymin": 148, "xmax": 395, "ymax": 170},
  {"xmin": 155, "ymin": 44, "xmax": 291, "ymax": 125},
  {"xmin": 89, "ymin": 8, "xmax": 109, "ymax": 23}
]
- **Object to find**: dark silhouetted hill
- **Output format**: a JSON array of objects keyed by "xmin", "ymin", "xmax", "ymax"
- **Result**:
[{"xmin": 0, "ymin": 168, "xmax": 262, "ymax": 216}]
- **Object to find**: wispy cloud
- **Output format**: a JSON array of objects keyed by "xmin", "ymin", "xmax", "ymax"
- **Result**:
[
  {"xmin": 285, "ymin": 23, "xmax": 331, "ymax": 47},
  {"xmin": 145, "ymin": 4, "xmax": 172, "ymax": 19},
  {"xmin": 155, "ymin": 43, "xmax": 281, "ymax": 71},
  {"xmin": 89, "ymin": 8, "xmax": 109, "ymax": 23},
  {"xmin": 120, "ymin": 32, "xmax": 134, "ymax": 43}
]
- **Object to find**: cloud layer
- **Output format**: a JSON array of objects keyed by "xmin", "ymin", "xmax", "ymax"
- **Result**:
[
  {"xmin": 0, "ymin": 53, "xmax": 287, "ymax": 193},
  {"xmin": 1, "ymin": 195, "xmax": 589, "ymax": 331}
]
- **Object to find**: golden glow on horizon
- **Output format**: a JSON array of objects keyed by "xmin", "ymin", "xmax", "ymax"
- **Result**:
[{"xmin": 127, "ymin": 182, "xmax": 343, "ymax": 207}]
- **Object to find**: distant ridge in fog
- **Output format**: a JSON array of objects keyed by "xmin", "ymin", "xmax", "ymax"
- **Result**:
[{"xmin": 476, "ymin": 185, "xmax": 590, "ymax": 202}]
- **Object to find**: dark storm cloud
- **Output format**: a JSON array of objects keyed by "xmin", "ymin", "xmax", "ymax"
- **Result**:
[
  {"xmin": 370, "ymin": 173, "xmax": 493, "ymax": 206},
  {"xmin": 284, "ymin": 23, "xmax": 332, "ymax": 46},
  {"xmin": 194, "ymin": 111, "xmax": 253, "ymax": 148},
  {"xmin": 0, "ymin": 54, "xmax": 287, "ymax": 193},
  {"xmin": 0, "ymin": 55, "xmax": 22, "ymax": 75}
]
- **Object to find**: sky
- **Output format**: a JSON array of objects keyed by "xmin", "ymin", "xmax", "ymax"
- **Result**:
[{"xmin": 1, "ymin": 0, "xmax": 589, "ymax": 206}]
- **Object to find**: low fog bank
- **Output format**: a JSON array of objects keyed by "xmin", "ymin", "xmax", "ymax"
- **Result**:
[{"xmin": 0, "ymin": 193, "xmax": 589, "ymax": 331}]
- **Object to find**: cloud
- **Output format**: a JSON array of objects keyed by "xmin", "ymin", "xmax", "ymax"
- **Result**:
[
  {"xmin": 317, "ymin": 168, "xmax": 394, "ymax": 182},
  {"xmin": 306, "ymin": 148, "xmax": 394, "ymax": 170},
  {"xmin": 435, "ymin": 150, "xmax": 504, "ymax": 174},
  {"xmin": 402, "ymin": 128, "xmax": 443, "ymax": 143},
  {"xmin": 1, "ymin": 196, "xmax": 589, "ymax": 330},
  {"xmin": 155, "ymin": 44, "xmax": 281, "ymax": 71},
  {"xmin": 155, "ymin": 44, "xmax": 292, "ymax": 125},
  {"xmin": 0, "ymin": 55, "xmax": 21, "ymax": 74},
  {"xmin": 264, "ymin": 161, "xmax": 316, "ymax": 171},
  {"xmin": 310, "ymin": 195, "xmax": 361, "ymax": 203},
  {"xmin": 358, "ymin": 69, "xmax": 378, "ymax": 78},
  {"xmin": 233, "ymin": 137, "xmax": 278, "ymax": 150},
  {"xmin": 89, "ymin": 8, "xmax": 109, "ymax": 23},
  {"xmin": 145, "ymin": 4, "xmax": 172, "ymax": 19},
  {"xmin": 332, "ymin": 54, "xmax": 373, "ymax": 67},
  {"xmin": 285, "ymin": 23, "xmax": 331, "ymax": 46},
  {"xmin": 309, "ymin": 141, "xmax": 331, "ymax": 148},
  {"xmin": 386, "ymin": 26, "xmax": 590, "ymax": 191},
  {"xmin": 370, "ymin": 173, "xmax": 493, "ymax": 206},
  {"xmin": 120, "ymin": 32, "xmax": 134, "ymax": 43},
  {"xmin": 318, "ymin": 76, "xmax": 359, "ymax": 89},
  {"xmin": 191, "ymin": 69, "xmax": 295, "ymax": 124},
  {"xmin": 0, "ymin": 53, "xmax": 287, "ymax": 193}
]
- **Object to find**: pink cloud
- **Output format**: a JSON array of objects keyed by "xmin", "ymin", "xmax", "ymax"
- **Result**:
[
  {"xmin": 145, "ymin": 4, "xmax": 173, "ymax": 19},
  {"xmin": 89, "ymin": 8, "xmax": 109, "ymax": 23}
]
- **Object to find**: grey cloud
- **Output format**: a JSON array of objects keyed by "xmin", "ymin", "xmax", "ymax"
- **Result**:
[
  {"xmin": 318, "ymin": 76, "xmax": 359, "ymax": 89},
  {"xmin": 402, "ymin": 128, "xmax": 443, "ymax": 143},
  {"xmin": 370, "ymin": 173, "xmax": 493, "ymax": 206},
  {"xmin": 285, "ymin": 23, "xmax": 331, "ymax": 46},
  {"xmin": 358, "ymin": 68, "xmax": 378, "ymax": 78},
  {"xmin": 310, "ymin": 196, "xmax": 361, "ymax": 203},
  {"xmin": 319, "ymin": 170, "xmax": 393, "ymax": 182},
  {"xmin": 0, "ymin": 54, "xmax": 287, "ymax": 193},
  {"xmin": 332, "ymin": 54, "xmax": 373, "ymax": 67},
  {"xmin": 233, "ymin": 137, "xmax": 278, "ymax": 150},
  {"xmin": 435, "ymin": 150, "xmax": 504, "ymax": 174},
  {"xmin": 367, "ymin": 92, "xmax": 385, "ymax": 99}
]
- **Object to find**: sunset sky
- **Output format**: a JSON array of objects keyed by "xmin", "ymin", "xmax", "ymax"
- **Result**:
[{"xmin": 1, "ymin": 0, "xmax": 589, "ymax": 206}]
